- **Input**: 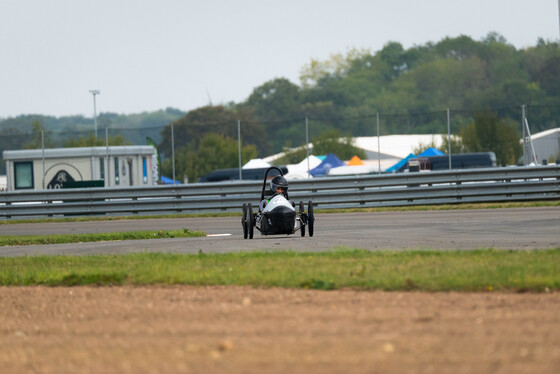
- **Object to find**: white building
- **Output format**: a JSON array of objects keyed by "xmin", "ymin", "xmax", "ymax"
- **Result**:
[
  {"xmin": 353, "ymin": 134, "xmax": 443, "ymax": 160},
  {"xmin": 263, "ymin": 134, "xmax": 444, "ymax": 176},
  {"xmin": 530, "ymin": 128, "xmax": 560, "ymax": 164},
  {"xmin": 3, "ymin": 146, "xmax": 157, "ymax": 191}
]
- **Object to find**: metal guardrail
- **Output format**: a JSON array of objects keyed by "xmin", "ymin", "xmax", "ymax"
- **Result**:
[{"xmin": 1, "ymin": 166, "xmax": 559, "ymax": 219}]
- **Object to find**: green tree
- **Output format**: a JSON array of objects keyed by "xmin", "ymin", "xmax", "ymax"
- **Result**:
[
  {"xmin": 274, "ymin": 130, "xmax": 366, "ymax": 165},
  {"xmin": 63, "ymin": 133, "xmax": 128, "ymax": 147},
  {"xmin": 413, "ymin": 134, "xmax": 466, "ymax": 155},
  {"xmin": 412, "ymin": 137, "xmax": 441, "ymax": 155},
  {"xmin": 533, "ymin": 55, "xmax": 560, "ymax": 96},
  {"xmin": 460, "ymin": 112, "xmax": 522, "ymax": 165},
  {"xmin": 299, "ymin": 48, "xmax": 370, "ymax": 88},
  {"xmin": 377, "ymin": 41, "xmax": 408, "ymax": 80},
  {"xmin": 3, "ymin": 35, "xmax": 560, "ymax": 167},
  {"xmin": 162, "ymin": 133, "xmax": 258, "ymax": 183},
  {"xmin": 244, "ymin": 78, "xmax": 305, "ymax": 152},
  {"xmin": 246, "ymin": 78, "xmax": 301, "ymax": 120},
  {"xmin": 274, "ymin": 147, "xmax": 309, "ymax": 165},
  {"xmin": 311, "ymin": 129, "xmax": 366, "ymax": 160},
  {"xmin": 238, "ymin": 35, "xmax": 560, "ymax": 145},
  {"xmin": 159, "ymin": 105, "xmax": 266, "ymax": 158},
  {"xmin": 440, "ymin": 134, "xmax": 467, "ymax": 154},
  {"xmin": 24, "ymin": 120, "xmax": 54, "ymax": 149}
]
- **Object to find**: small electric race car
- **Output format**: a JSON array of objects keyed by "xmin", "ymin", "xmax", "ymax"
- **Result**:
[{"xmin": 241, "ymin": 166, "xmax": 314, "ymax": 239}]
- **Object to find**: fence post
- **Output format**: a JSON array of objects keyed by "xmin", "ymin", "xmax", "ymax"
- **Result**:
[
  {"xmin": 171, "ymin": 123, "xmax": 175, "ymax": 184},
  {"xmin": 41, "ymin": 131, "xmax": 45, "ymax": 190},
  {"xmin": 447, "ymin": 108, "xmax": 451, "ymax": 170},
  {"xmin": 522, "ymin": 105, "xmax": 527, "ymax": 165},
  {"xmin": 106, "ymin": 128, "xmax": 110, "ymax": 187},
  {"xmin": 238, "ymin": 120, "xmax": 242, "ymax": 181},
  {"xmin": 377, "ymin": 112, "xmax": 381, "ymax": 174},
  {"xmin": 306, "ymin": 116, "xmax": 310, "ymax": 178}
]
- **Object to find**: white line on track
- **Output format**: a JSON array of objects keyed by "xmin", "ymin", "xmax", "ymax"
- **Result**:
[{"xmin": 206, "ymin": 233, "xmax": 233, "ymax": 237}]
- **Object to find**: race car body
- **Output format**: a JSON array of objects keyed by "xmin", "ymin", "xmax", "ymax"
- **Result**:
[
  {"xmin": 258, "ymin": 194, "xmax": 297, "ymax": 235},
  {"xmin": 241, "ymin": 166, "xmax": 314, "ymax": 239}
]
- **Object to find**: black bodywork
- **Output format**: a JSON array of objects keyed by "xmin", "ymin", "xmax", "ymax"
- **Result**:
[
  {"xmin": 241, "ymin": 166, "xmax": 314, "ymax": 239},
  {"xmin": 260, "ymin": 205, "xmax": 297, "ymax": 235}
]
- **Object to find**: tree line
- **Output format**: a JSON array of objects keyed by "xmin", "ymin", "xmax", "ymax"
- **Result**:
[{"xmin": 1, "ymin": 33, "xmax": 558, "ymax": 179}]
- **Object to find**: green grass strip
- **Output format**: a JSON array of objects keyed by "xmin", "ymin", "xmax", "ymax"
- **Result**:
[
  {"xmin": 0, "ymin": 229, "xmax": 205, "ymax": 246},
  {"xmin": 1, "ymin": 248, "xmax": 559, "ymax": 292},
  {"xmin": 0, "ymin": 212, "xmax": 241, "ymax": 225}
]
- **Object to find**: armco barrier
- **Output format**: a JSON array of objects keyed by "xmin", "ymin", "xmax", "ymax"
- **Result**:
[{"xmin": 1, "ymin": 166, "xmax": 559, "ymax": 219}]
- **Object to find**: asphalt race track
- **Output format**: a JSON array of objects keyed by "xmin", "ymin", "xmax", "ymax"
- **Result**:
[{"xmin": 1, "ymin": 207, "xmax": 559, "ymax": 257}]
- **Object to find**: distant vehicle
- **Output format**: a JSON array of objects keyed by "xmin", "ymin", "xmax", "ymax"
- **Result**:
[
  {"xmin": 406, "ymin": 152, "xmax": 497, "ymax": 172},
  {"xmin": 198, "ymin": 166, "xmax": 288, "ymax": 183},
  {"xmin": 241, "ymin": 166, "xmax": 314, "ymax": 239}
]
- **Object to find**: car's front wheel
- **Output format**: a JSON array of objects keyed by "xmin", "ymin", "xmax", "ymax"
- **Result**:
[
  {"xmin": 308, "ymin": 201, "xmax": 315, "ymax": 237},
  {"xmin": 247, "ymin": 203, "xmax": 254, "ymax": 239},
  {"xmin": 242, "ymin": 203, "xmax": 248, "ymax": 239}
]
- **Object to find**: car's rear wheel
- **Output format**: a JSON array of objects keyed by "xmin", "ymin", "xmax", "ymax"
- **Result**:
[
  {"xmin": 299, "ymin": 201, "xmax": 306, "ymax": 237},
  {"xmin": 242, "ymin": 203, "xmax": 248, "ymax": 239},
  {"xmin": 308, "ymin": 201, "xmax": 314, "ymax": 237},
  {"xmin": 248, "ymin": 203, "xmax": 254, "ymax": 239}
]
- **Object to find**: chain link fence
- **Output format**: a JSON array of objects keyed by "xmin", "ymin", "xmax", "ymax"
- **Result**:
[{"xmin": 1, "ymin": 104, "xmax": 559, "ymax": 188}]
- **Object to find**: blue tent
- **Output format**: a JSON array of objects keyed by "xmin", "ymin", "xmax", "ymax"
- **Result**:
[
  {"xmin": 385, "ymin": 148, "xmax": 445, "ymax": 173},
  {"xmin": 309, "ymin": 153, "xmax": 345, "ymax": 176},
  {"xmin": 160, "ymin": 176, "xmax": 181, "ymax": 184},
  {"xmin": 385, "ymin": 153, "xmax": 416, "ymax": 173},
  {"xmin": 418, "ymin": 147, "xmax": 445, "ymax": 157}
]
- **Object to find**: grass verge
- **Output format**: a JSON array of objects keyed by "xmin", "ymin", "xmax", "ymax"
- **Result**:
[
  {"xmin": 0, "ymin": 229, "xmax": 205, "ymax": 246},
  {"xmin": 1, "ymin": 248, "xmax": 559, "ymax": 292}
]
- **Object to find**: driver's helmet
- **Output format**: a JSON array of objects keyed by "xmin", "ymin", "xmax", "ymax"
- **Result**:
[{"xmin": 270, "ymin": 175, "xmax": 288, "ymax": 195}]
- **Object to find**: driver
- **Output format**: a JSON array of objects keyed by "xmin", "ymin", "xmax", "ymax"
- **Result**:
[
  {"xmin": 260, "ymin": 175, "xmax": 289, "ymax": 211},
  {"xmin": 271, "ymin": 175, "xmax": 288, "ymax": 197}
]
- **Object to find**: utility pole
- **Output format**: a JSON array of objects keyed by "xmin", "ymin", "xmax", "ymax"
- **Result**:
[
  {"xmin": 305, "ymin": 117, "xmax": 310, "ymax": 178},
  {"xmin": 89, "ymin": 90, "xmax": 100, "ymax": 137}
]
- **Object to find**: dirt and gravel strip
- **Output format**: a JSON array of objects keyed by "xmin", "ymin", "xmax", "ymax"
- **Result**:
[{"xmin": 1, "ymin": 286, "xmax": 559, "ymax": 374}]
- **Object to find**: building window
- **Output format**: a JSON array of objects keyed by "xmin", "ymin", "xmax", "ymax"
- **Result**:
[
  {"xmin": 99, "ymin": 158, "xmax": 105, "ymax": 180},
  {"xmin": 114, "ymin": 157, "xmax": 119, "ymax": 185},
  {"xmin": 142, "ymin": 157, "xmax": 148, "ymax": 183},
  {"xmin": 14, "ymin": 161, "xmax": 34, "ymax": 189}
]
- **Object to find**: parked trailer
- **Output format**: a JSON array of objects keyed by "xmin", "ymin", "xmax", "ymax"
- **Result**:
[
  {"xmin": 408, "ymin": 152, "xmax": 497, "ymax": 172},
  {"xmin": 3, "ymin": 146, "xmax": 157, "ymax": 191}
]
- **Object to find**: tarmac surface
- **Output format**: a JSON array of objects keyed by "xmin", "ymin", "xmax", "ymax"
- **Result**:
[{"xmin": 1, "ymin": 207, "xmax": 559, "ymax": 256}]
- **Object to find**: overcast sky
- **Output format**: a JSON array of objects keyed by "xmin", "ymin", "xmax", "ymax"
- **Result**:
[{"xmin": 1, "ymin": 0, "xmax": 558, "ymax": 119}]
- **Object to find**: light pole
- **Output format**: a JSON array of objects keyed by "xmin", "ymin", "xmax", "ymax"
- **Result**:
[{"xmin": 89, "ymin": 90, "xmax": 100, "ymax": 137}]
